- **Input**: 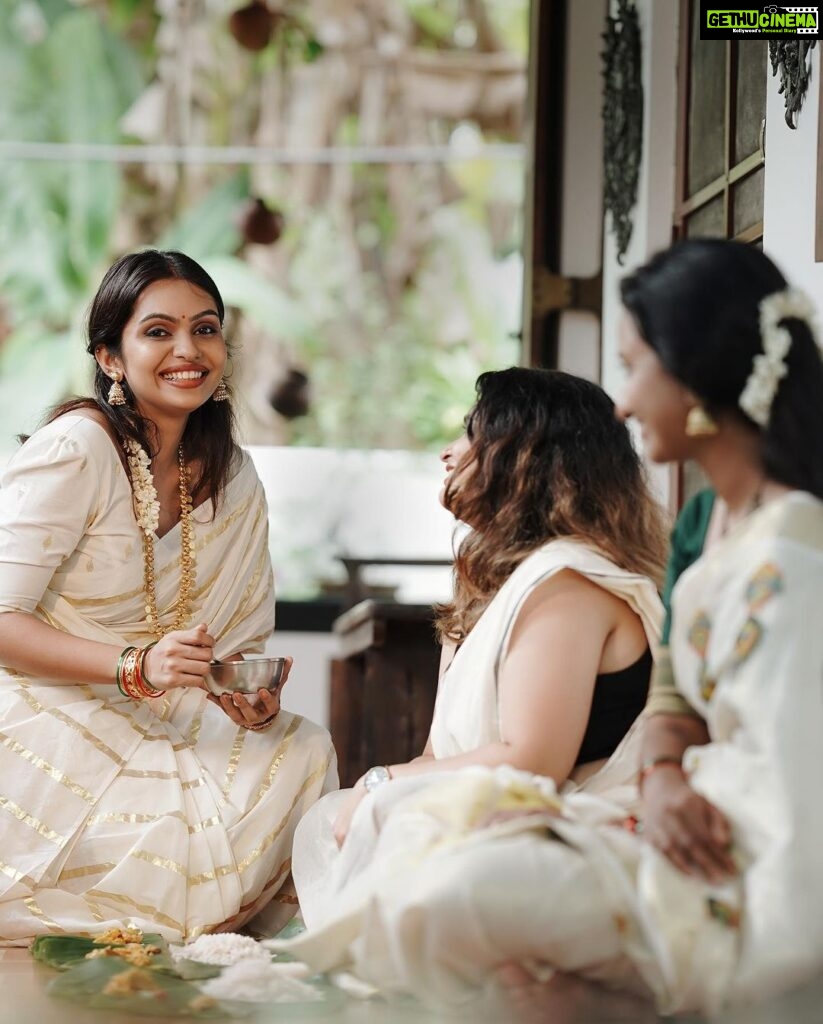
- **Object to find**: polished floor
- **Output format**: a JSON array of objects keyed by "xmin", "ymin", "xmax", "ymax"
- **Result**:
[
  {"xmin": 4, "ymin": 945, "xmax": 823, "ymax": 1024},
  {"xmin": 0, "ymin": 947, "xmax": 478, "ymax": 1024}
]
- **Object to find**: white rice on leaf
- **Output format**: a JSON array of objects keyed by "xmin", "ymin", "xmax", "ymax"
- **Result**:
[{"xmin": 170, "ymin": 933, "xmax": 271, "ymax": 966}]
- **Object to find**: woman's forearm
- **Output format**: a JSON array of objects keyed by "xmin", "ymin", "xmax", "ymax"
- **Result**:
[
  {"xmin": 641, "ymin": 711, "xmax": 710, "ymax": 766},
  {"xmin": 388, "ymin": 740, "xmax": 561, "ymax": 783},
  {"xmin": 0, "ymin": 612, "xmax": 121, "ymax": 686}
]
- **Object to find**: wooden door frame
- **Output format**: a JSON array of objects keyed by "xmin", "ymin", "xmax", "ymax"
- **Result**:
[{"xmin": 522, "ymin": 0, "xmax": 568, "ymax": 368}]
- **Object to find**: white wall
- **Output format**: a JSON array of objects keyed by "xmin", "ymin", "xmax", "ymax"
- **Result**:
[
  {"xmin": 556, "ymin": 0, "xmax": 607, "ymax": 381},
  {"xmin": 600, "ymin": 0, "xmax": 679, "ymax": 504},
  {"xmin": 762, "ymin": 47, "xmax": 823, "ymax": 304}
]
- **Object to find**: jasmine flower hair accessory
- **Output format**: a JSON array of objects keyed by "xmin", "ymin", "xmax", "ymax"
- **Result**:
[{"xmin": 739, "ymin": 288, "xmax": 819, "ymax": 428}]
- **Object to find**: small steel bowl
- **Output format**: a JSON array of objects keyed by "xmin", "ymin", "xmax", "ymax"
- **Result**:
[{"xmin": 205, "ymin": 657, "xmax": 287, "ymax": 699}]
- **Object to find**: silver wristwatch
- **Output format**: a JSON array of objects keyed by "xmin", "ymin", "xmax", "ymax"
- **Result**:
[{"xmin": 363, "ymin": 765, "xmax": 391, "ymax": 792}]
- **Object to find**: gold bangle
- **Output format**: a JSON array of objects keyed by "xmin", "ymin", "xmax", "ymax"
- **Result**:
[
  {"xmin": 116, "ymin": 646, "xmax": 138, "ymax": 697},
  {"xmin": 638, "ymin": 756, "xmax": 684, "ymax": 793},
  {"xmin": 120, "ymin": 647, "xmax": 143, "ymax": 700},
  {"xmin": 245, "ymin": 713, "xmax": 279, "ymax": 732}
]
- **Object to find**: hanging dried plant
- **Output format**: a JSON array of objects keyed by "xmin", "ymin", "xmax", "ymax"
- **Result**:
[
  {"xmin": 769, "ymin": 39, "xmax": 817, "ymax": 129},
  {"xmin": 238, "ymin": 197, "xmax": 285, "ymax": 244},
  {"xmin": 228, "ymin": 1, "xmax": 279, "ymax": 52},
  {"xmin": 602, "ymin": 0, "xmax": 643, "ymax": 264},
  {"xmin": 269, "ymin": 368, "xmax": 310, "ymax": 419}
]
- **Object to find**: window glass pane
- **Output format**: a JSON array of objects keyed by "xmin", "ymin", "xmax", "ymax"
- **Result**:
[
  {"xmin": 688, "ymin": 3, "xmax": 726, "ymax": 194},
  {"xmin": 734, "ymin": 40, "xmax": 767, "ymax": 164},
  {"xmin": 732, "ymin": 166, "xmax": 764, "ymax": 236},
  {"xmin": 685, "ymin": 196, "xmax": 725, "ymax": 237}
]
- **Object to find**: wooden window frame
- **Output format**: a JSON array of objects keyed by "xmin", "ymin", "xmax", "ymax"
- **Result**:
[{"xmin": 673, "ymin": 0, "xmax": 765, "ymax": 246}]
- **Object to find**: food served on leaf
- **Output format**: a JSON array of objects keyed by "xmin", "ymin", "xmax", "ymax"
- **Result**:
[
  {"xmin": 93, "ymin": 926, "xmax": 145, "ymax": 945},
  {"xmin": 102, "ymin": 966, "xmax": 167, "ymax": 998},
  {"xmin": 31, "ymin": 931, "xmax": 166, "ymax": 970},
  {"xmin": 86, "ymin": 943, "xmax": 162, "ymax": 966}
]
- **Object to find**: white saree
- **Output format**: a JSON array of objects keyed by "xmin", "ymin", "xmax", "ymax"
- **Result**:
[
  {"xmin": 280, "ymin": 493, "xmax": 823, "ymax": 1015},
  {"xmin": 280, "ymin": 540, "xmax": 663, "ymax": 991},
  {"xmin": 0, "ymin": 415, "xmax": 337, "ymax": 945}
]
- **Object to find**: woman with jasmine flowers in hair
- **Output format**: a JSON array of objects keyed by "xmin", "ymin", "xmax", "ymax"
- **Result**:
[
  {"xmin": 0, "ymin": 250, "xmax": 336, "ymax": 946},
  {"xmin": 279, "ymin": 240, "xmax": 823, "ymax": 1020}
]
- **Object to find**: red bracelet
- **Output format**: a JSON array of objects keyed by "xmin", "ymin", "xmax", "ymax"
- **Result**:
[
  {"xmin": 638, "ymin": 756, "xmax": 684, "ymax": 793},
  {"xmin": 134, "ymin": 644, "xmax": 164, "ymax": 698},
  {"xmin": 116, "ymin": 643, "xmax": 165, "ymax": 699}
]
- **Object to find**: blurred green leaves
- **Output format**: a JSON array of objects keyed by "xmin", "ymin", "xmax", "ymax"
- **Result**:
[
  {"xmin": 0, "ymin": 0, "xmax": 526, "ymax": 458},
  {"xmin": 0, "ymin": 2, "xmax": 143, "ymax": 446}
]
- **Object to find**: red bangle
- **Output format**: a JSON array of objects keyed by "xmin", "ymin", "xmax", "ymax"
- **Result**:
[
  {"xmin": 134, "ymin": 645, "xmax": 164, "ymax": 698},
  {"xmin": 116, "ymin": 644, "xmax": 165, "ymax": 699},
  {"xmin": 638, "ymin": 756, "xmax": 684, "ymax": 793}
]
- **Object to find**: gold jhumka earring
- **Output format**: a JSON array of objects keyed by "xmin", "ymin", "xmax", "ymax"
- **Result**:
[
  {"xmin": 685, "ymin": 405, "xmax": 718, "ymax": 437},
  {"xmin": 107, "ymin": 373, "xmax": 126, "ymax": 406},
  {"xmin": 212, "ymin": 378, "xmax": 229, "ymax": 402}
]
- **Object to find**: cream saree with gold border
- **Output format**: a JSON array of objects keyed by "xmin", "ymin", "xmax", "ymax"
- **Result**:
[{"xmin": 0, "ymin": 416, "xmax": 337, "ymax": 944}]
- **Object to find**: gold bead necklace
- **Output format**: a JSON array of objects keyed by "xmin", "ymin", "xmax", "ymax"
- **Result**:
[{"xmin": 125, "ymin": 440, "xmax": 196, "ymax": 637}]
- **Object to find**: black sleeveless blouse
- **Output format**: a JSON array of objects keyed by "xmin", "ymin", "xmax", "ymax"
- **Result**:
[{"xmin": 575, "ymin": 647, "xmax": 652, "ymax": 765}]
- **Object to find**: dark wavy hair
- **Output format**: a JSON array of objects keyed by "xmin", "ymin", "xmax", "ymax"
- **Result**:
[
  {"xmin": 46, "ymin": 250, "xmax": 237, "ymax": 512},
  {"xmin": 435, "ymin": 368, "xmax": 668, "ymax": 643},
  {"xmin": 621, "ymin": 239, "xmax": 823, "ymax": 499}
]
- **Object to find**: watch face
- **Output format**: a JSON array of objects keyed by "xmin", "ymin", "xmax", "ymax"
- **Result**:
[{"xmin": 364, "ymin": 766, "xmax": 390, "ymax": 792}]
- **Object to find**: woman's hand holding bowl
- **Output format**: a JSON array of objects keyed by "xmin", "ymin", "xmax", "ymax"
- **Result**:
[{"xmin": 206, "ymin": 656, "xmax": 293, "ymax": 730}]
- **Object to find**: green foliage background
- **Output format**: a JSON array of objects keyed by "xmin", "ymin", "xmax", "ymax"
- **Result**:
[{"xmin": 0, "ymin": 0, "xmax": 527, "ymax": 455}]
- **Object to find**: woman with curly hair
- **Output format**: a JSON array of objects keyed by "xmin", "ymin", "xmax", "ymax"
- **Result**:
[{"xmin": 281, "ymin": 367, "xmax": 667, "ymax": 970}]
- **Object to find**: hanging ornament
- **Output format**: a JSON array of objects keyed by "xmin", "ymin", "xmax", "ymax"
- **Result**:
[
  {"xmin": 228, "ymin": 1, "xmax": 279, "ymax": 52},
  {"xmin": 238, "ymin": 197, "xmax": 285, "ymax": 245},
  {"xmin": 269, "ymin": 368, "xmax": 310, "ymax": 419}
]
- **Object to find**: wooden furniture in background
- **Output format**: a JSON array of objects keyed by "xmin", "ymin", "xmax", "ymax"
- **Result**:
[{"xmin": 330, "ymin": 600, "xmax": 441, "ymax": 789}]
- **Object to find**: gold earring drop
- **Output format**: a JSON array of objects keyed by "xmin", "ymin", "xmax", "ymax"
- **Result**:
[
  {"xmin": 685, "ymin": 405, "xmax": 718, "ymax": 437},
  {"xmin": 107, "ymin": 373, "xmax": 126, "ymax": 406},
  {"xmin": 212, "ymin": 378, "xmax": 229, "ymax": 402}
]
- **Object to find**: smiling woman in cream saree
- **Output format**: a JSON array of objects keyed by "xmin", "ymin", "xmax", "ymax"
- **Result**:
[
  {"xmin": 0, "ymin": 251, "xmax": 336, "ymax": 946},
  {"xmin": 632, "ymin": 490, "xmax": 823, "ymax": 1010},
  {"xmin": 0, "ymin": 417, "xmax": 336, "ymax": 945}
]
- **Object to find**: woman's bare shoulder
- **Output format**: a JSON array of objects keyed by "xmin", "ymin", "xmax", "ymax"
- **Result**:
[
  {"xmin": 514, "ymin": 569, "xmax": 638, "ymax": 639},
  {"xmin": 510, "ymin": 569, "xmax": 646, "ymax": 672}
]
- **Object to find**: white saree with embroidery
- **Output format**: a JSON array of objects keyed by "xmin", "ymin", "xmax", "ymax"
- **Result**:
[
  {"xmin": 0, "ymin": 416, "xmax": 337, "ymax": 945},
  {"xmin": 279, "ymin": 493, "xmax": 823, "ymax": 1015}
]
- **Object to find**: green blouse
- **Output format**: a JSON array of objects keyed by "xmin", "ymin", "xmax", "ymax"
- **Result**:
[
  {"xmin": 661, "ymin": 488, "xmax": 716, "ymax": 645},
  {"xmin": 649, "ymin": 488, "xmax": 715, "ymax": 717}
]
